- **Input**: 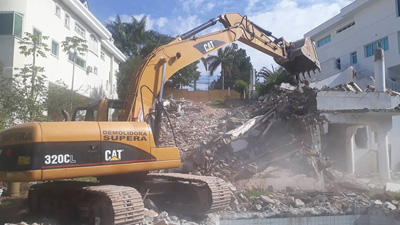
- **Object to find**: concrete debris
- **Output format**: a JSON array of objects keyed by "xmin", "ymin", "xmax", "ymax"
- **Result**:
[
  {"xmin": 222, "ymin": 190, "xmax": 374, "ymax": 219},
  {"xmin": 156, "ymin": 86, "xmax": 400, "ymax": 220},
  {"xmin": 384, "ymin": 202, "xmax": 397, "ymax": 210},
  {"xmin": 374, "ymin": 200, "xmax": 383, "ymax": 205},
  {"xmin": 385, "ymin": 183, "xmax": 400, "ymax": 193},
  {"xmin": 295, "ymin": 198, "xmax": 305, "ymax": 208}
]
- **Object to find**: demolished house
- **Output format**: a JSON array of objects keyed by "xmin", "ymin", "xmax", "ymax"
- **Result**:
[
  {"xmin": 312, "ymin": 47, "xmax": 400, "ymax": 183},
  {"xmin": 154, "ymin": 48, "xmax": 400, "ymax": 223}
]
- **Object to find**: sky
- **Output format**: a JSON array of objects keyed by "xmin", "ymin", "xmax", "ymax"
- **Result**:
[{"xmin": 89, "ymin": 0, "xmax": 354, "ymax": 90}]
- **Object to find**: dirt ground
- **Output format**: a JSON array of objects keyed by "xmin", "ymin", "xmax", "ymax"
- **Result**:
[{"xmin": 0, "ymin": 184, "xmax": 37, "ymax": 224}]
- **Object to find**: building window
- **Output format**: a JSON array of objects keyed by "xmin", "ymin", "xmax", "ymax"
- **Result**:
[
  {"xmin": 350, "ymin": 52, "xmax": 357, "ymax": 64},
  {"xmin": 100, "ymin": 51, "xmax": 105, "ymax": 61},
  {"xmin": 0, "ymin": 12, "xmax": 23, "ymax": 38},
  {"xmin": 68, "ymin": 53, "xmax": 86, "ymax": 69},
  {"xmin": 75, "ymin": 23, "xmax": 85, "ymax": 37},
  {"xmin": 94, "ymin": 67, "xmax": 98, "ymax": 75},
  {"xmin": 397, "ymin": 0, "xmax": 400, "ymax": 17},
  {"xmin": 33, "ymin": 28, "xmax": 42, "ymax": 45},
  {"xmin": 337, "ymin": 21, "xmax": 355, "ymax": 34},
  {"xmin": 89, "ymin": 34, "xmax": 98, "ymax": 55},
  {"xmin": 398, "ymin": 32, "xmax": 400, "ymax": 54},
  {"xmin": 64, "ymin": 14, "xmax": 70, "ymax": 28},
  {"xmin": 55, "ymin": 4, "xmax": 61, "ymax": 17},
  {"xmin": 51, "ymin": 40, "xmax": 59, "ymax": 57},
  {"xmin": 365, "ymin": 37, "xmax": 389, "ymax": 57},
  {"xmin": 335, "ymin": 58, "xmax": 341, "ymax": 70},
  {"xmin": 317, "ymin": 35, "xmax": 331, "ymax": 48}
]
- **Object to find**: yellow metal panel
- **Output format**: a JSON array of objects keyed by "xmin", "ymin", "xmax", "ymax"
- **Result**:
[
  {"xmin": 98, "ymin": 122, "xmax": 152, "ymax": 152},
  {"xmin": 42, "ymin": 160, "xmax": 181, "ymax": 180},
  {"xmin": 0, "ymin": 170, "xmax": 42, "ymax": 182},
  {"xmin": 151, "ymin": 147, "xmax": 180, "ymax": 161},
  {"xmin": 40, "ymin": 122, "xmax": 100, "ymax": 142},
  {"xmin": 0, "ymin": 122, "xmax": 42, "ymax": 146}
]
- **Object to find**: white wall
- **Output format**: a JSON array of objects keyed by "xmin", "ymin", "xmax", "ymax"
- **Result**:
[
  {"xmin": 307, "ymin": 0, "xmax": 400, "ymax": 89},
  {"xmin": 0, "ymin": 0, "xmax": 124, "ymax": 98}
]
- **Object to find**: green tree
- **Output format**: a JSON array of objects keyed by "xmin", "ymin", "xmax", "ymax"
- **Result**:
[
  {"xmin": 106, "ymin": 15, "xmax": 130, "ymax": 56},
  {"xmin": 257, "ymin": 65, "xmax": 296, "ymax": 94},
  {"xmin": 206, "ymin": 44, "xmax": 236, "ymax": 89},
  {"xmin": 106, "ymin": 15, "xmax": 171, "ymax": 57},
  {"xmin": 47, "ymin": 81, "xmax": 91, "ymax": 121},
  {"xmin": 0, "ymin": 32, "xmax": 49, "ymax": 127},
  {"xmin": 107, "ymin": 15, "xmax": 175, "ymax": 99},
  {"xmin": 18, "ymin": 32, "xmax": 50, "ymax": 101},
  {"xmin": 166, "ymin": 61, "xmax": 201, "ymax": 89},
  {"xmin": 115, "ymin": 55, "xmax": 143, "ymax": 100},
  {"xmin": 233, "ymin": 79, "xmax": 249, "ymax": 96},
  {"xmin": 61, "ymin": 36, "xmax": 88, "ymax": 91}
]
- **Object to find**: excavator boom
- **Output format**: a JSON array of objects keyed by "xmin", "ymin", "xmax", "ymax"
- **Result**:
[{"xmin": 123, "ymin": 13, "xmax": 320, "ymax": 122}]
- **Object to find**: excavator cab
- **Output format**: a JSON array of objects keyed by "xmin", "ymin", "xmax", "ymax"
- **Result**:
[{"xmin": 71, "ymin": 99, "xmax": 126, "ymax": 122}]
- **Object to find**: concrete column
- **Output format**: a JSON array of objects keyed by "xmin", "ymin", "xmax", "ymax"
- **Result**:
[
  {"xmin": 346, "ymin": 127, "xmax": 357, "ymax": 174},
  {"xmin": 109, "ymin": 54, "xmax": 115, "ymax": 98},
  {"xmin": 390, "ymin": 116, "xmax": 400, "ymax": 172},
  {"xmin": 377, "ymin": 127, "xmax": 391, "ymax": 181},
  {"xmin": 7, "ymin": 182, "xmax": 20, "ymax": 197},
  {"xmin": 249, "ymin": 69, "xmax": 256, "ymax": 99},
  {"xmin": 374, "ymin": 47, "xmax": 386, "ymax": 92}
]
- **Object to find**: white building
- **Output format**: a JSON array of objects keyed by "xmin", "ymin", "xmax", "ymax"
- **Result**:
[
  {"xmin": 305, "ymin": 0, "xmax": 400, "ymax": 91},
  {"xmin": 0, "ymin": 0, "xmax": 126, "ymax": 98},
  {"xmin": 306, "ymin": 0, "xmax": 400, "ymax": 178}
]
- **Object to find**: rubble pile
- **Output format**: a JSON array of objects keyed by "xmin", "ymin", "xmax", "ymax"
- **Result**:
[
  {"xmin": 156, "ymin": 86, "xmax": 400, "ymax": 220},
  {"xmin": 170, "ymin": 86, "xmax": 327, "ymax": 182},
  {"xmin": 159, "ymin": 99, "xmax": 228, "ymax": 153},
  {"xmin": 224, "ymin": 190, "xmax": 374, "ymax": 219}
]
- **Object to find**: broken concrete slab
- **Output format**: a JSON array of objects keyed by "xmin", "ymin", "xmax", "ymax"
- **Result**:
[
  {"xmin": 231, "ymin": 139, "xmax": 249, "ymax": 152},
  {"xmin": 386, "ymin": 183, "xmax": 400, "ymax": 193}
]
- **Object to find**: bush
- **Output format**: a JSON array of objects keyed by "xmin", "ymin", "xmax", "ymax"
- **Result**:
[
  {"xmin": 233, "ymin": 79, "xmax": 248, "ymax": 96},
  {"xmin": 47, "ymin": 82, "xmax": 91, "ymax": 121}
]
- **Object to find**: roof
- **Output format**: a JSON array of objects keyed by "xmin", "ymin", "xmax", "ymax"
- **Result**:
[
  {"xmin": 61, "ymin": 0, "xmax": 126, "ymax": 62},
  {"xmin": 305, "ymin": 0, "xmax": 375, "ymax": 38}
]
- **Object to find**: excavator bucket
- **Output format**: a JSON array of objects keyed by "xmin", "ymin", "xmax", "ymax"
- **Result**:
[{"xmin": 274, "ymin": 37, "xmax": 321, "ymax": 77}]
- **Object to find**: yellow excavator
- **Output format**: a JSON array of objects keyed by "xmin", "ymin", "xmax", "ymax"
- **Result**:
[{"xmin": 0, "ymin": 13, "xmax": 320, "ymax": 224}]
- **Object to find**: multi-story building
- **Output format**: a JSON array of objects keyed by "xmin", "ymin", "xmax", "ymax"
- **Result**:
[
  {"xmin": 305, "ymin": 0, "xmax": 400, "ymax": 91},
  {"xmin": 0, "ymin": 0, "xmax": 126, "ymax": 98}
]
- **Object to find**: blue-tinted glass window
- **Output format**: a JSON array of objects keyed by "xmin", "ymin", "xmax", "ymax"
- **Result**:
[
  {"xmin": 398, "ymin": 0, "xmax": 400, "ymax": 16},
  {"xmin": 365, "ymin": 37, "xmax": 389, "ymax": 57},
  {"xmin": 351, "ymin": 52, "xmax": 357, "ymax": 64},
  {"xmin": 0, "ymin": 13, "xmax": 22, "ymax": 37},
  {"xmin": 68, "ymin": 53, "xmax": 86, "ymax": 68},
  {"xmin": 335, "ymin": 58, "xmax": 341, "ymax": 70},
  {"xmin": 317, "ymin": 35, "xmax": 331, "ymax": 48},
  {"xmin": 14, "ymin": 13, "xmax": 23, "ymax": 38}
]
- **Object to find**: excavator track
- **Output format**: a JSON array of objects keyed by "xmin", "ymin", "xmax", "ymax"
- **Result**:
[
  {"xmin": 84, "ymin": 185, "xmax": 144, "ymax": 225},
  {"xmin": 146, "ymin": 173, "xmax": 231, "ymax": 214},
  {"xmin": 28, "ymin": 182, "xmax": 144, "ymax": 225}
]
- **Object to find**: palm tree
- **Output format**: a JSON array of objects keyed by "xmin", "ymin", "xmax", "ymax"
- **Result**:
[
  {"xmin": 200, "ymin": 57, "xmax": 209, "ymax": 90},
  {"xmin": 257, "ymin": 66, "xmax": 276, "ymax": 80},
  {"xmin": 206, "ymin": 44, "xmax": 236, "ymax": 89},
  {"xmin": 106, "ymin": 15, "xmax": 148, "ymax": 57},
  {"xmin": 257, "ymin": 65, "xmax": 295, "ymax": 86},
  {"xmin": 106, "ymin": 15, "xmax": 129, "ymax": 55},
  {"xmin": 126, "ymin": 16, "xmax": 147, "ymax": 55}
]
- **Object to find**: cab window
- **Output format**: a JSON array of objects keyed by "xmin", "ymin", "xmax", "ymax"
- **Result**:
[{"xmin": 108, "ymin": 101, "xmax": 125, "ymax": 121}]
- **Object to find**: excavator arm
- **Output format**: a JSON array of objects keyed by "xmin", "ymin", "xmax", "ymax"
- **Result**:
[{"xmin": 123, "ymin": 13, "xmax": 320, "ymax": 122}]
